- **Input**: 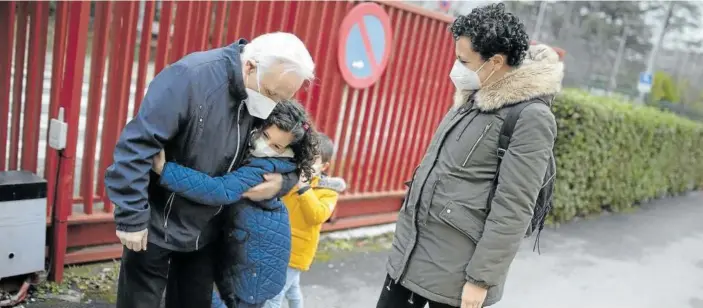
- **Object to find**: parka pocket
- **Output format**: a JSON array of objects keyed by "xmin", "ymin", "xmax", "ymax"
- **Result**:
[
  {"xmin": 462, "ymin": 122, "xmax": 494, "ymax": 167},
  {"xmin": 438, "ymin": 201, "xmax": 486, "ymax": 244}
]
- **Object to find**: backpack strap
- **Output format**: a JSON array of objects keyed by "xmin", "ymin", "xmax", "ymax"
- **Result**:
[{"xmin": 486, "ymin": 97, "xmax": 549, "ymax": 210}]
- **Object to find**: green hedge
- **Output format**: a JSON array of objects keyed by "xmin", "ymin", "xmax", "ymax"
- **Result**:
[{"xmin": 550, "ymin": 89, "xmax": 703, "ymax": 223}]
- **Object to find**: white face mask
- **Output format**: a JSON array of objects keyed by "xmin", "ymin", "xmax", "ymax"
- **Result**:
[
  {"xmin": 244, "ymin": 63, "xmax": 277, "ymax": 119},
  {"xmin": 312, "ymin": 163, "xmax": 323, "ymax": 177},
  {"xmin": 449, "ymin": 60, "xmax": 489, "ymax": 91},
  {"xmin": 250, "ymin": 137, "xmax": 279, "ymax": 157},
  {"xmin": 250, "ymin": 136, "xmax": 295, "ymax": 158}
]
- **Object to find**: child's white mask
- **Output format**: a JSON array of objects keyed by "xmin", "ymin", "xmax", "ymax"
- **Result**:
[
  {"xmin": 311, "ymin": 163, "xmax": 323, "ymax": 177},
  {"xmin": 250, "ymin": 137, "xmax": 294, "ymax": 158}
]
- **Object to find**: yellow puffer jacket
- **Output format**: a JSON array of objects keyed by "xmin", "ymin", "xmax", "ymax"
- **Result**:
[{"xmin": 283, "ymin": 175, "xmax": 346, "ymax": 271}]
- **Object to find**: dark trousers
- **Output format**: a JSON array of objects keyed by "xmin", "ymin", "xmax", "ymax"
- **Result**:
[
  {"xmin": 116, "ymin": 242, "xmax": 216, "ymax": 308},
  {"xmin": 376, "ymin": 275, "xmax": 457, "ymax": 308}
]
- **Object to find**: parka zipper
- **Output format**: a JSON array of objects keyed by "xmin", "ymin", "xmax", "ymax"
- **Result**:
[
  {"xmin": 163, "ymin": 193, "xmax": 175, "ymax": 242},
  {"xmin": 196, "ymin": 103, "xmax": 243, "ymax": 250},
  {"xmin": 462, "ymin": 122, "xmax": 493, "ymax": 167}
]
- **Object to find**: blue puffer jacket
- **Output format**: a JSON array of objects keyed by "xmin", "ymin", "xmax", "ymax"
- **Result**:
[{"xmin": 158, "ymin": 157, "xmax": 296, "ymax": 306}]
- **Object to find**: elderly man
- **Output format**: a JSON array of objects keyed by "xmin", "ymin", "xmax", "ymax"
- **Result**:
[{"xmin": 105, "ymin": 32, "xmax": 315, "ymax": 308}]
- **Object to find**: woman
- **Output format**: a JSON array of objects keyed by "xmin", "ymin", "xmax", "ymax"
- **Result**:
[{"xmin": 378, "ymin": 3, "xmax": 563, "ymax": 308}]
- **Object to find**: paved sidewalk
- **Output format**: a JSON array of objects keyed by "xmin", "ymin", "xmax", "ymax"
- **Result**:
[{"xmin": 301, "ymin": 191, "xmax": 703, "ymax": 308}]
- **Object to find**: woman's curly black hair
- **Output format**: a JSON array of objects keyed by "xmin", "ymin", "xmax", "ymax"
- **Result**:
[
  {"xmin": 450, "ymin": 3, "xmax": 529, "ymax": 67},
  {"xmin": 259, "ymin": 99, "xmax": 319, "ymax": 180}
]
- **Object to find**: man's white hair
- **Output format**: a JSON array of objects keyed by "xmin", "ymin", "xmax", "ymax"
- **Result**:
[{"xmin": 241, "ymin": 32, "xmax": 315, "ymax": 81}]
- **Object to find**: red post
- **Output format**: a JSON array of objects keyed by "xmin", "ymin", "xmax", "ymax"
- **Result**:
[
  {"xmin": 44, "ymin": 1, "xmax": 68, "ymax": 213},
  {"xmin": 133, "ymin": 0, "xmax": 155, "ymax": 114},
  {"xmin": 22, "ymin": 2, "xmax": 50, "ymax": 173},
  {"xmin": 211, "ymin": 1, "xmax": 227, "ymax": 48},
  {"xmin": 154, "ymin": 0, "xmax": 173, "ymax": 75},
  {"xmin": 50, "ymin": 0, "xmax": 90, "ymax": 283},
  {"xmin": 0, "ymin": 1, "xmax": 16, "ymax": 171},
  {"xmin": 226, "ymin": 1, "xmax": 244, "ymax": 44},
  {"xmin": 9, "ymin": 3, "xmax": 28, "ymax": 170},
  {"xmin": 81, "ymin": 1, "xmax": 112, "ymax": 214},
  {"xmin": 170, "ymin": 1, "xmax": 193, "ymax": 63},
  {"xmin": 95, "ymin": 4, "xmax": 124, "ymax": 201},
  {"xmin": 116, "ymin": 1, "xmax": 138, "ymax": 129}
]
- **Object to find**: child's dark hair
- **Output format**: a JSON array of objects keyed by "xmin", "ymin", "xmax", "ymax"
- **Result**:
[
  {"xmin": 317, "ymin": 133, "xmax": 335, "ymax": 164},
  {"xmin": 261, "ymin": 99, "xmax": 319, "ymax": 180}
]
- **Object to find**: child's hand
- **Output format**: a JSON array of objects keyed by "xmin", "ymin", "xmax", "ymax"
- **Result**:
[
  {"xmin": 297, "ymin": 175, "xmax": 310, "ymax": 189},
  {"xmin": 152, "ymin": 150, "xmax": 166, "ymax": 175}
]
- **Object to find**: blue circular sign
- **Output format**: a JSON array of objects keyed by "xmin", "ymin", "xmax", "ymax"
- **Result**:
[{"xmin": 337, "ymin": 3, "xmax": 393, "ymax": 89}]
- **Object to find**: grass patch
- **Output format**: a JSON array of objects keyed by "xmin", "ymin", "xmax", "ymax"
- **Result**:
[
  {"xmin": 35, "ymin": 261, "xmax": 120, "ymax": 304},
  {"xmin": 313, "ymin": 232, "xmax": 394, "ymax": 263}
]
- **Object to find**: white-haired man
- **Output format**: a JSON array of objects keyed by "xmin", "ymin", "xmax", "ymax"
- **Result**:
[{"xmin": 105, "ymin": 32, "xmax": 315, "ymax": 308}]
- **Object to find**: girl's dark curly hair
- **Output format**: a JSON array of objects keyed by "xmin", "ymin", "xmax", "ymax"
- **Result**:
[
  {"xmin": 259, "ymin": 99, "xmax": 319, "ymax": 180},
  {"xmin": 450, "ymin": 3, "xmax": 529, "ymax": 67}
]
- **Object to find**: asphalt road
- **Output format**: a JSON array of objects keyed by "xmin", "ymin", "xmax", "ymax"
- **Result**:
[{"xmin": 301, "ymin": 191, "xmax": 703, "ymax": 308}]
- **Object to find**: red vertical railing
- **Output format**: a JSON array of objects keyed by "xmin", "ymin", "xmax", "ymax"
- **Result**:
[
  {"xmin": 369, "ymin": 8, "xmax": 410, "ymax": 192},
  {"xmin": 20, "ymin": 1, "xmax": 48, "ymax": 173},
  {"xmin": 133, "ymin": 0, "xmax": 155, "ymax": 115},
  {"xmin": 0, "ymin": 2, "xmax": 16, "ymax": 172},
  {"xmin": 80, "ymin": 1, "xmax": 111, "ymax": 214},
  {"xmin": 117, "ymin": 2, "xmax": 139, "ymax": 130},
  {"xmin": 397, "ymin": 18, "xmax": 438, "ymax": 188},
  {"xmin": 363, "ymin": 7, "xmax": 404, "ymax": 193},
  {"xmin": 9, "ymin": 2, "xmax": 28, "ymax": 171},
  {"xmin": 379, "ymin": 13, "xmax": 420, "ymax": 191},
  {"xmin": 211, "ymin": 1, "xmax": 227, "ymax": 48},
  {"xmin": 154, "ymin": 1, "xmax": 173, "ymax": 75},
  {"xmin": 44, "ymin": 1, "xmax": 68, "ymax": 213},
  {"xmin": 51, "ymin": 0, "xmax": 90, "ymax": 282}
]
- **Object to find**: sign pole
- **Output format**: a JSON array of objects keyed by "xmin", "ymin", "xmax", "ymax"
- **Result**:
[{"xmin": 637, "ymin": 1, "xmax": 674, "ymax": 104}]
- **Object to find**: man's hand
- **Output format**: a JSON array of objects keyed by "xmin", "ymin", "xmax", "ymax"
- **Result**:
[
  {"xmin": 152, "ymin": 150, "xmax": 166, "ymax": 175},
  {"xmin": 461, "ymin": 281, "xmax": 488, "ymax": 308},
  {"xmin": 243, "ymin": 173, "xmax": 283, "ymax": 201},
  {"xmin": 116, "ymin": 229, "xmax": 149, "ymax": 252}
]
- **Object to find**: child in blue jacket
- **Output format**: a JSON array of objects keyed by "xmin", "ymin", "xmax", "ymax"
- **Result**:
[{"xmin": 151, "ymin": 100, "xmax": 318, "ymax": 308}]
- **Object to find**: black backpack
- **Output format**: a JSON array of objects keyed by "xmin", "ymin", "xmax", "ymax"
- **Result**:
[{"xmin": 486, "ymin": 98, "xmax": 556, "ymax": 254}]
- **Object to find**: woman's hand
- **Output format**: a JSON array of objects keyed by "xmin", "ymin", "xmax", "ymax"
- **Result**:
[
  {"xmin": 461, "ymin": 282, "xmax": 487, "ymax": 308},
  {"xmin": 152, "ymin": 150, "xmax": 166, "ymax": 175}
]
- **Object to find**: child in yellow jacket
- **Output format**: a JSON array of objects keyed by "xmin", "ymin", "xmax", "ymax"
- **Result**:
[{"xmin": 263, "ymin": 134, "xmax": 346, "ymax": 308}]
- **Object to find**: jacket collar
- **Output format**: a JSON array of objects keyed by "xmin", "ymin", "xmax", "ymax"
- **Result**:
[
  {"xmin": 315, "ymin": 175, "xmax": 347, "ymax": 193},
  {"xmin": 225, "ymin": 38, "xmax": 249, "ymax": 104},
  {"xmin": 453, "ymin": 44, "xmax": 564, "ymax": 111}
]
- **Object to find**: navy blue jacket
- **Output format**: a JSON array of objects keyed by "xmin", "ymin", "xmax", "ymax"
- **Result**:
[
  {"xmin": 159, "ymin": 157, "xmax": 296, "ymax": 305},
  {"xmin": 104, "ymin": 40, "xmax": 297, "ymax": 252}
]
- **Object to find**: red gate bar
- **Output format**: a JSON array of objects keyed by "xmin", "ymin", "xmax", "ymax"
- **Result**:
[
  {"xmin": 9, "ymin": 3, "xmax": 28, "ymax": 171},
  {"xmin": 80, "ymin": 1, "xmax": 112, "ymax": 215},
  {"xmin": 51, "ymin": 0, "xmax": 91, "ymax": 282},
  {"xmin": 44, "ymin": 1, "xmax": 68, "ymax": 214},
  {"xmin": 0, "ymin": 1, "xmax": 16, "ymax": 172},
  {"xmin": 20, "ymin": 1, "xmax": 49, "ymax": 173}
]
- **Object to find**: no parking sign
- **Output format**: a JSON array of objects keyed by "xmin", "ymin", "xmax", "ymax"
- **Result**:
[{"xmin": 337, "ymin": 3, "xmax": 393, "ymax": 89}]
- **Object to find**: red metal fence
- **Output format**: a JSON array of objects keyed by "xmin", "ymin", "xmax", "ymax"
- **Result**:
[{"xmin": 0, "ymin": 1, "xmax": 455, "ymax": 281}]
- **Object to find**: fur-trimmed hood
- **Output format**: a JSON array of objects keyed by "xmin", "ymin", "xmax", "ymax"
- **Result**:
[{"xmin": 453, "ymin": 44, "xmax": 565, "ymax": 111}]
